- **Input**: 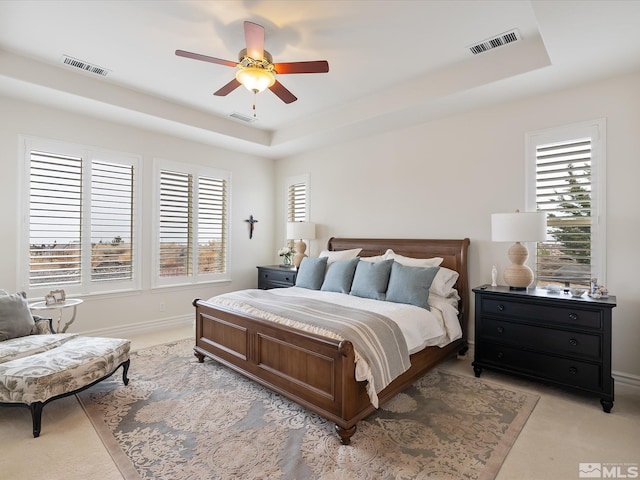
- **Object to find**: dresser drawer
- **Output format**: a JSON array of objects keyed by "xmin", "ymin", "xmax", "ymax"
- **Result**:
[
  {"xmin": 480, "ymin": 297, "xmax": 602, "ymax": 330},
  {"xmin": 477, "ymin": 342, "xmax": 602, "ymax": 392},
  {"xmin": 257, "ymin": 267, "xmax": 297, "ymax": 289},
  {"xmin": 479, "ymin": 318, "xmax": 602, "ymax": 361}
]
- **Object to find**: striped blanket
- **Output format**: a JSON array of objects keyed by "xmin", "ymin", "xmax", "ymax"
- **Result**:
[{"xmin": 208, "ymin": 289, "xmax": 411, "ymax": 407}]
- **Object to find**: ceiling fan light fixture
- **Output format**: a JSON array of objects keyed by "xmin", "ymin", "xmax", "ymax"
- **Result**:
[{"xmin": 235, "ymin": 66, "xmax": 276, "ymax": 93}]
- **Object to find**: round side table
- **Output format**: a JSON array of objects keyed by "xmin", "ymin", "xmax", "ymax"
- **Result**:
[{"xmin": 29, "ymin": 298, "xmax": 83, "ymax": 333}]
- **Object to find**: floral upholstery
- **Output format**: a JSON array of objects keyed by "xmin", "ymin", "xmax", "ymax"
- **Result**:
[
  {"xmin": 0, "ymin": 333, "xmax": 79, "ymax": 365},
  {"xmin": 0, "ymin": 316, "xmax": 130, "ymax": 437},
  {"xmin": 0, "ymin": 335, "xmax": 130, "ymax": 404}
]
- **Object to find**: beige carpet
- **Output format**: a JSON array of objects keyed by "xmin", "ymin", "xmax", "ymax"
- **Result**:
[{"xmin": 77, "ymin": 339, "xmax": 538, "ymax": 480}]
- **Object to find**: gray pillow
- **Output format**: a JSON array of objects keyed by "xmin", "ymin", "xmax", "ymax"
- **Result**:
[
  {"xmin": 350, "ymin": 259, "xmax": 393, "ymax": 301},
  {"xmin": 321, "ymin": 257, "xmax": 359, "ymax": 293},
  {"xmin": 295, "ymin": 257, "xmax": 328, "ymax": 290},
  {"xmin": 0, "ymin": 291, "xmax": 36, "ymax": 341},
  {"xmin": 385, "ymin": 262, "xmax": 440, "ymax": 310}
]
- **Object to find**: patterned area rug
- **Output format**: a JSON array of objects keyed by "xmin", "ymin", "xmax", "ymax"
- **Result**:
[{"xmin": 77, "ymin": 339, "xmax": 538, "ymax": 480}]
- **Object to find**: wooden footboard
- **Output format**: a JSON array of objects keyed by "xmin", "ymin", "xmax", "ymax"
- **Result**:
[
  {"xmin": 194, "ymin": 299, "xmax": 464, "ymax": 444},
  {"xmin": 193, "ymin": 237, "xmax": 469, "ymax": 445}
]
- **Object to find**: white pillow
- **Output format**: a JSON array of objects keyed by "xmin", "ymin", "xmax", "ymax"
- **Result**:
[
  {"xmin": 385, "ymin": 249, "xmax": 443, "ymax": 268},
  {"xmin": 428, "ymin": 292, "xmax": 460, "ymax": 310},
  {"xmin": 319, "ymin": 248, "xmax": 362, "ymax": 265},
  {"xmin": 359, "ymin": 253, "xmax": 387, "ymax": 263},
  {"xmin": 430, "ymin": 267, "xmax": 459, "ymax": 297}
]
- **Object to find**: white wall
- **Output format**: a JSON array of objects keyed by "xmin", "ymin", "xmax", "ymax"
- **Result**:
[
  {"xmin": 275, "ymin": 70, "xmax": 640, "ymax": 382},
  {"xmin": 1, "ymin": 70, "xmax": 637, "ymax": 382},
  {"xmin": 0, "ymin": 96, "xmax": 275, "ymax": 334}
]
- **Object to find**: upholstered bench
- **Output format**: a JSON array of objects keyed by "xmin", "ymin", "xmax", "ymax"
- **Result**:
[{"xmin": 0, "ymin": 323, "xmax": 130, "ymax": 437}]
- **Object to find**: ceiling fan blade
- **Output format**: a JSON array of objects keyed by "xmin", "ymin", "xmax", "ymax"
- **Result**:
[
  {"xmin": 269, "ymin": 80, "xmax": 297, "ymax": 104},
  {"xmin": 273, "ymin": 61, "xmax": 329, "ymax": 75},
  {"xmin": 214, "ymin": 78, "xmax": 241, "ymax": 96},
  {"xmin": 175, "ymin": 49, "xmax": 237, "ymax": 68},
  {"xmin": 244, "ymin": 21, "xmax": 264, "ymax": 60}
]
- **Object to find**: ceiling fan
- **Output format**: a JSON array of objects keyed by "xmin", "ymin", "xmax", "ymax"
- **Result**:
[{"xmin": 176, "ymin": 21, "xmax": 329, "ymax": 105}]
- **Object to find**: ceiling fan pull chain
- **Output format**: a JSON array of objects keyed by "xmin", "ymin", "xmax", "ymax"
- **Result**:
[{"xmin": 253, "ymin": 91, "xmax": 257, "ymax": 118}]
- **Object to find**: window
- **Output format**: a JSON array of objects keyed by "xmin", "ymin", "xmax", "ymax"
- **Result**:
[
  {"xmin": 154, "ymin": 159, "xmax": 229, "ymax": 286},
  {"xmin": 287, "ymin": 175, "xmax": 309, "ymax": 223},
  {"xmin": 20, "ymin": 138, "xmax": 140, "ymax": 296},
  {"xmin": 526, "ymin": 119, "xmax": 606, "ymax": 288},
  {"xmin": 286, "ymin": 174, "xmax": 309, "ymax": 247}
]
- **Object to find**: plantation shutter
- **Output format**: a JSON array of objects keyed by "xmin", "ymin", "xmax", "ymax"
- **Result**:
[
  {"xmin": 158, "ymin": 170, "xmax": 193, "ymax": 277},
  {"xmin": 288, "ymin": 182, "xmax": 307, "ymax": 222},
  {"xmin": 287, "ymin": 180, "xmax": 307, "ymax": 249},
  {"xmin": 535, "ymin": 138, "xmax": 592, "ymax": 287},
  {"xmin": 197, "ymin": 176, "xmax": 227, "ymax": 274},
  {"xmin": 91, "ymin": 161, "xmax": 134, "ymax": 282},
  {"xmin": 29, "ymin": 151, "xmax": 83, "ymax": 286}
]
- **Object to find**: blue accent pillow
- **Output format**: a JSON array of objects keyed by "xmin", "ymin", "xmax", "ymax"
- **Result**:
[
  {"xmin": 385, "ymin": 262, "xmax": 440, "ymax": 310},
  {"xmin": 321, "ymin": 257, "xmax": 360, "ymax": 293},
  {"xmin": 349, "ymin": 259, "xmax": 393, "ymax": 301},
  {"xmin": 295, "ymin": 257, "xmax": 328, "ymax": 290}
]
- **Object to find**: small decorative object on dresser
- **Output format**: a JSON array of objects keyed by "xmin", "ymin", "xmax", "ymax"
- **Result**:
[
  {"xmin": 257, "ymin": 265, "xmax": 297, "ymax": 289},
  {"xmin": 472, "ymin": 285, "xmax": 616, "ymax": 412},
  {"xmin": 277, "ymin": 246, "xmax": 293, "ymax": 267}
]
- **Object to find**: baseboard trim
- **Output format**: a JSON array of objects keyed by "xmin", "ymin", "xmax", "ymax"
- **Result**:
[
  {"xmin": 612, "ymin": 370, "xmax": 640, "ymax": 390},
  {"xmin": 79, "ymin": 314, "xmax": 194, "ymax": 338}
]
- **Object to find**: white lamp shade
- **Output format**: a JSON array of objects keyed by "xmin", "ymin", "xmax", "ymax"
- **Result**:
[
  {"xmin": 287, "ymin": 221, "xmax": 316, "ymax": 240},
  {"xmin": 491, "ymin": 212, "xmax": 547, "ymax": 242}
]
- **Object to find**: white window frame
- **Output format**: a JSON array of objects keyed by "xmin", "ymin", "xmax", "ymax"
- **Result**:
[
  {"xmin": 285, "ymin": 174, "xmax": 310, "ymax": 246},
  {"xmin": 525, "ymin": 118, "xmax": 607, "ymax": 286},
  {"xmin": 152, "ymin": 158, "xmax": 231, "ymax": 288},
  {"xmin": 19, "ymin": 136, "xmax": 142, "ymax": 297}
]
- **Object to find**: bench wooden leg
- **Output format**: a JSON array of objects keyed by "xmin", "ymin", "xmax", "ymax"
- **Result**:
[
  {"xmin": 30, "ymin": 402, "xmax": 44, "ymax": 438},
  {"xmin": 121, "ymin": 359, "xmax": 131, "ymax": 385}
]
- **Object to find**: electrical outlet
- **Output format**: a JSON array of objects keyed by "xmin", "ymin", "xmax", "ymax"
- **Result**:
[{"xmin": 159, "ymin": 302, "xmax": 166, "ymax": 312}]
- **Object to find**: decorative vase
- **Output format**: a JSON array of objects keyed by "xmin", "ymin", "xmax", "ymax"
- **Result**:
[{"xmin": 281, "ymin": 255, "xmax": 292, "ymax": 267}]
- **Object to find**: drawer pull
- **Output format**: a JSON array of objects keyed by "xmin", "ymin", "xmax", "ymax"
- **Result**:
[
  {"xmin": 497, "ymin": 304, "xmax": 505, "ymax": 312},
  {"xmin": 497, "ymin": 326, "xmax": 504, "ymax": 334},
  {"xmin": 569, "ymin": 367, "xmax": 578, "ymax": 375},
  {"xmin": 569, "ymin": 338, "xmax": 578, "ymax": 347},
  {"xmin": 569, "ymin": 313, "xmax": 578, "ymax": 321},
  {"xmin": 284, "ymin": 277, "xmax": 290, "ymax": 281},
  {"xmin": 496, "ymin": 351, "xmax": 504, "ymax": 360}
]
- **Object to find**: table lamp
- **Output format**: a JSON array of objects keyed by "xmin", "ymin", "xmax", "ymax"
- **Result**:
[
  {"xmin": 491, "ymin": 210, "xmax": 547, "ymax": 290},
  {"xmin": 287, "ymin": 221, "xmax": 316, "ymax": 267}
]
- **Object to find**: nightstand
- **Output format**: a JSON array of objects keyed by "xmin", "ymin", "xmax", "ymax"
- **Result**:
[
  {"xmin": 472, "ymin": 285, "xmax": 616, "ymax": 412},
  {"xmin": 257, "ymin": 265, "xmax": 297, "ymax": 289}
]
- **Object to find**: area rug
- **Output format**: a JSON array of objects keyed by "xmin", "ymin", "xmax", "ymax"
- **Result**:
[{"xmin": 77, "ymin": 339, "xmax": 538, "ymax": 480}]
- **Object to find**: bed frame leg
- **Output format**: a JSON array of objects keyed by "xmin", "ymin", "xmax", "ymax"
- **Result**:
[{"xmin": 335, "ymin": 424, "xmax": 357, "ymax": 445}]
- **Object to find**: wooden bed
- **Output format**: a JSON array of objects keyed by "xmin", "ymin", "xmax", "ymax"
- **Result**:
[{"xmin": 193, "ymin": 237, "xmax": 470, "ymax": 445}]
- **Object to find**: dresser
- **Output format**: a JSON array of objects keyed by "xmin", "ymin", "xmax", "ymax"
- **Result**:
[
  {"xmin": 257, "ymin": 265, "xmax": 297, "ymax": 289},
  {"xmin": 472, "ymin": 285, "xmax": 616, "ymax": 412}
]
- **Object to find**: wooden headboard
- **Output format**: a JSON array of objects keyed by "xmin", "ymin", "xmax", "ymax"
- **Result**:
[{"xmin": 327, "ymin": 237, "xmax": 471, "ymax": 338}]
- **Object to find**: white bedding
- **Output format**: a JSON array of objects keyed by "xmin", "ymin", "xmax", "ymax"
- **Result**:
[{"xmin": 266, "ymin": 287, "xmax": 462, "ymax": 353}]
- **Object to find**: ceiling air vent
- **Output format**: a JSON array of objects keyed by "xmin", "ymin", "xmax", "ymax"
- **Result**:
[
  {"xmin": 468, "ymin": 29, "xmax": 521, "ymax": 55},
  {"xmin": 61, "ymin": 55, "xmax": 110, "ymax": 76},
  {"xmin": 229, "ymin": 112, "xmax": 256, "ymax": 123}
]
